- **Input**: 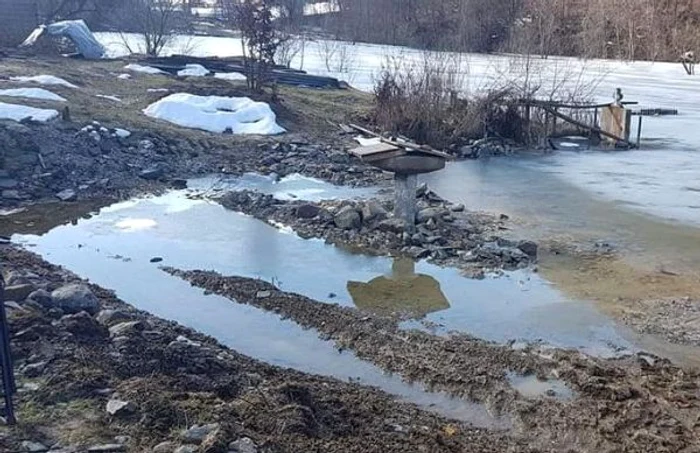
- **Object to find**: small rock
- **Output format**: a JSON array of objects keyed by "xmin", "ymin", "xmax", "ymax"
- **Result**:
[
  {"xmin": 517, "ymin": 240, "xmax": 538, "ymax": 259},
  {"xmin": 150, "ymin": 257, "xmax": 163, "ymax": 263},
  {"xmin": 96, "ymin": 309, "xmax": 134, "ymax": 327},
  {"xmin": 114, "ymin": 436, "xmax": 130, "ymax": 445},
  {"xmin": 174, "ymin": 446, "xmax": 196, "ymax": 453},
  {"xmin": 4, "ymin": 301, "xmax": 25, "ymax": 311},
  {"xmin": 21, "ymin": 441, "xmax": 47, "ymax": 452},
  {"xmin": 171, "ymin": 179, "xmax": 188, "ymax": 190},
  {"xmin": 55, "ymin": 189, "xmax": 77, "ymax": 202},
  {"xmin": 27, "ymin": 289, "xmax": 52, "ymax": 308},
  {"xmin": 4, "ymin": 283, "xmax": 36, "ymax": 301},
  {"xmin": 183, "ymin": 423, "xmax": 219, "ymax": 444},
  {"xmin": 56, "ymin": 312, "xmax": 105, "ymax": 337},
  {"xmin": 450, "ymin": 204, "xmax": 465, "ymax": 212},
  {"xmin": 87, "ymin": 444, "xmax": 126, "ymax": 452},
  {"xmin": 334, "ymin": 205, "xmax": 361, "ymax": 230},
  {"xmin": 106, "ymin": 400, "xmax": 136, "ymax": 416},
  {"xmin": 152, "ymin": 441, "xmax": 176, "ymax": 453},
  {"xmin": 139, "ymin": 167, "xmax": 164, "ymax": 180},
  {"xmin": 360, "ymin": 201, "xmax": 388, "ymax": 223},
  {"xmin": 51, "ymin": 284, "xmax": 100, "ymax": 314},
  {"xmin": 2, "ymin": 190, "xmax": 22, "ymax": 200},
  {"xmin": 377, "ymin": 218, "xmax": 406, "ymax": 234},
  {"xmin": 256, "ymin": 291, "xmax": 271, "ymax": 299},
  {"xmin": 22, "ymin": 362, "xmax": 47, "ymax": 378},
  {"xmin": 228, "ymin": 437, "xmax": 257, "ymax": 453},
  {"xmin": 296, "ymin": 204, "xmax": 320, "ymax": 219},
  {"xmin": 416, "ymin": 207, "xmax": 447, "ymax": 223},
  {"xmin": 415, "ymin": 183, "xmax": 428, "ymax": 198},
  {"xmin": 108, "ymin": 321, "xmax": 144, "ymax": 338}
]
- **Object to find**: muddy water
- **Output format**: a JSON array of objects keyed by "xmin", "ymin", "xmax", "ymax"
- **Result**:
[{"xmin": 422, "ymin": 155, "xmax": 700, "ymax": 274}]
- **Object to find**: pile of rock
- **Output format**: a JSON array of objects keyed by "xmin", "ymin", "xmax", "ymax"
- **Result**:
[{"xmin": 217, "ymin": 185, "xmax": 537, "ymax": 275}]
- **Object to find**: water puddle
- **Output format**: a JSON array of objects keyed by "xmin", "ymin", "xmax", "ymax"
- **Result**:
[
  {"xmin": 507, "ymin": 373, "xmax": 575, "ymax": 401},
  {"xmin": 6, "ymin": 174, "xmax": 679, "ymax": 422},
  {"xmin": 188, "ymin": 173, "xmax": 378, "ymax": 201}
]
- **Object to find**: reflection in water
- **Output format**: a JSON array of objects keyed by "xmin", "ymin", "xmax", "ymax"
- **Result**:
[{"xmin": 348, "ymin": 258, "xmax": 449, "ymax": 318}]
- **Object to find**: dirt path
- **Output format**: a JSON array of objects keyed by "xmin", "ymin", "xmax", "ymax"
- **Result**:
[{"xmin": 168, "ymin": 268, "xmax": 700, "ymax": 453}]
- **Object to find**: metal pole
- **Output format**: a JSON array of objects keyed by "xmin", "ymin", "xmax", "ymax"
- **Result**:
[
  {"xmin": 637, "ymin": 115, "xmax": 643, "ymax": 149},
  {"xmin": 0, "ymin": 274, "xmax": 16, "ymax": 425}
]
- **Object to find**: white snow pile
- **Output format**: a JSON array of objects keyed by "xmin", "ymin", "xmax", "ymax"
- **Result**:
[
  {"xmin": 355, "ymin": 136, "xmax": 381, "ymax": 146},
  {"xmin": 117, "ymin": 73, "xmax": 132, "ymax": 80},
  {"xmin": 114, "ymin": 128, "xmax": 131, "ymax": 138},
  {"xmin": 147, "ymin": 88, "xmax": 170, "ymax": 93},
  {"xmin": 96, "ymin": 94, "xmax": 122, "ymax": 102},
  {"xmin": 143, "ymin": 93, "xmax": 285, "ymax": 135},
  {"xmin": 124, "ymin": 64, "xmax": 166, "ymax": 75},
  {"xmin": 10, "ymin": 75, "xmax": 77, "ymax": 88},
  {"xmin": 214, "ymin": 72, "xmax": 246, "ymax": 81},
  {"xmin": 0, "ymin": 102, "xmax": 59, "ymax": 122},
  {"xmin": 177, "ymin": 64, "xmax": 210, "ymax": 77},
  {"xmin": 0, "ymin": 88, "xmax": 67, "ymax": 102}
]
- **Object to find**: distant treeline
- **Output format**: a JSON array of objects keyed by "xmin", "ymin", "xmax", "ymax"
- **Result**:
[{"xmin": 297, "ymin": 0, "xmax": 700, "ymax": 61}]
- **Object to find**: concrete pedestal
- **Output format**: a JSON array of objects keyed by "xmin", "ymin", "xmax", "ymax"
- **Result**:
[{"xmin": 394, "ymin": 173, "xmax": 417, "ymax": 233}]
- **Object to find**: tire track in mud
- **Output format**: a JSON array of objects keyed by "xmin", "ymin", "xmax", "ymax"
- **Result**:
[{"xmin": 167, "ymin": 268, "xmax": 700, "ymax": 452}]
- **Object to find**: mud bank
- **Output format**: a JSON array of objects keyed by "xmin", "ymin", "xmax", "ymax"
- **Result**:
[
  {"xmin": 169, "ymin": 268, "xmax": 700, "ymax": 453},
  {"xmin": 216, "ymin": 188, "xmax": 537, "ymax": 275},
  {"xmin": 1, "ymin": 246, "xmax": 533, "ymax": 453}
]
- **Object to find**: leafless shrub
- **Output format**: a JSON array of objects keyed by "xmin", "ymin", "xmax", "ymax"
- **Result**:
[
  {"xmin": 275, "ymin": 34, "xmax": 302, "ymax": 68},
  {"xmin": 236, "ymin": 0, "xmax": 283, "ymax": 92},
  {"xmin": 113, "ymin": 0, "xmax": 189, "ymax": 56}
]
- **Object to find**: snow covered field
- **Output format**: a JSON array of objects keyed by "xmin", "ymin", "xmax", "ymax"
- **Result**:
[{"xmin": 96, "ymin": 33, "xmax": 700, "ymax": 228}]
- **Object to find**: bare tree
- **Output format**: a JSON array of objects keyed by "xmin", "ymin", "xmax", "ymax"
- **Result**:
[
  {"xmin": 114, "ymin": 0, "xmax": 187, "ymax": 56},
  {"xmin": 236, "ymin": 0, "xmax": 283, "ymax": 91}
]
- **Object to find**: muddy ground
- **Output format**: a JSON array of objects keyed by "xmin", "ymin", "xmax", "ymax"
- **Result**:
[
  {"xmin": 167, "ymin": 267, "xmax": 700, "ymax": 453},
  {"xmin": 2, "ymin": 246, "xmax": 535, "ymax": 453}
]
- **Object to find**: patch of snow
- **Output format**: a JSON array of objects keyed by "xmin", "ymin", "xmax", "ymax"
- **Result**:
[
  {"xmin": 143, "ymin": 93, "xmax": 285, "ymax": 135},
  {"xmin": 268, "ymin": 220, "xmax": 296, "ymax": 235},
  {"xmin": 0, "ymin": 88, "xmax": 67, "ymax": 102},
  {"xmin": 355, "ymin": 136, "xmax": 382, "ymax": 146},
  {"xmin": 124, "ymin": 64, "xmax": 166, "ymax": 75},
  {"xmin": 0, "ymin": 102, "xmax": 59, "ymax": 122},
  {"xmin": 113, "ymin": 128, "xmax": 131, "ymax": 138},
  {"xmin": 214, "ymin": 72, "xmax": 246, "ymax": 81},
  {"xmin": 96, "ymin": 94, "xmax": 122, "ymax": 102},
  {"xmin": 177, "ymin": 64, "xmax": 210, "ymax": 77},
  {"xmin": 10, "ymin": 75, "xmax": 77, "ymax": 88},
  {"xmin": 147, "ymin": 88, "xmax": 170, "ymax": 93},
  {"xmin": 117, "ymin": 73, "xmax": 131, "ymax": 80}
]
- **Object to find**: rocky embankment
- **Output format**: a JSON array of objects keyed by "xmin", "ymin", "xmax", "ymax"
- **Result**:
[
  {"xmin": 216, "ymin": 184, "xmax": 538, "ymax": 276},
  {"xmin": 169, "ymin": 267, "xmax": 700, "ymax": 453},
  {"xmin": 0, "ymin": 120, "xmax": 385, "ymax": 207},
  {"xmin": 1, "ymin": 246, "xmax": 529, "ymax": 453}
]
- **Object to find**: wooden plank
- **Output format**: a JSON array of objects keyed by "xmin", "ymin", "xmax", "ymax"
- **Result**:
[
  {"xmin": 542, "ymin": 106, "xmax": 636, "ymax": 148},
  {"xmin": 347, "ymin": 124, "xmax": 453, "ymax": 160},
  {"xmin": 349, "ymin": 143, "xmax": 400, "ymax": 158}
]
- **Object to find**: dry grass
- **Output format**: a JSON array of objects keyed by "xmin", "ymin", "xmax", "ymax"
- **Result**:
[{"xmin": 0, "ymin": 56, "xmax": 371, "ymax": 146}]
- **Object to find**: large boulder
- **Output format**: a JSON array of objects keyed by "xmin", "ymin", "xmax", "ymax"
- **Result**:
[
  {"xmin": 51, "ymin": 284, "xmax": 100, "ymax": 314},
  {"xmin": 333, "ymin": 206, "xmax": 361, "ymax": 230}
]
